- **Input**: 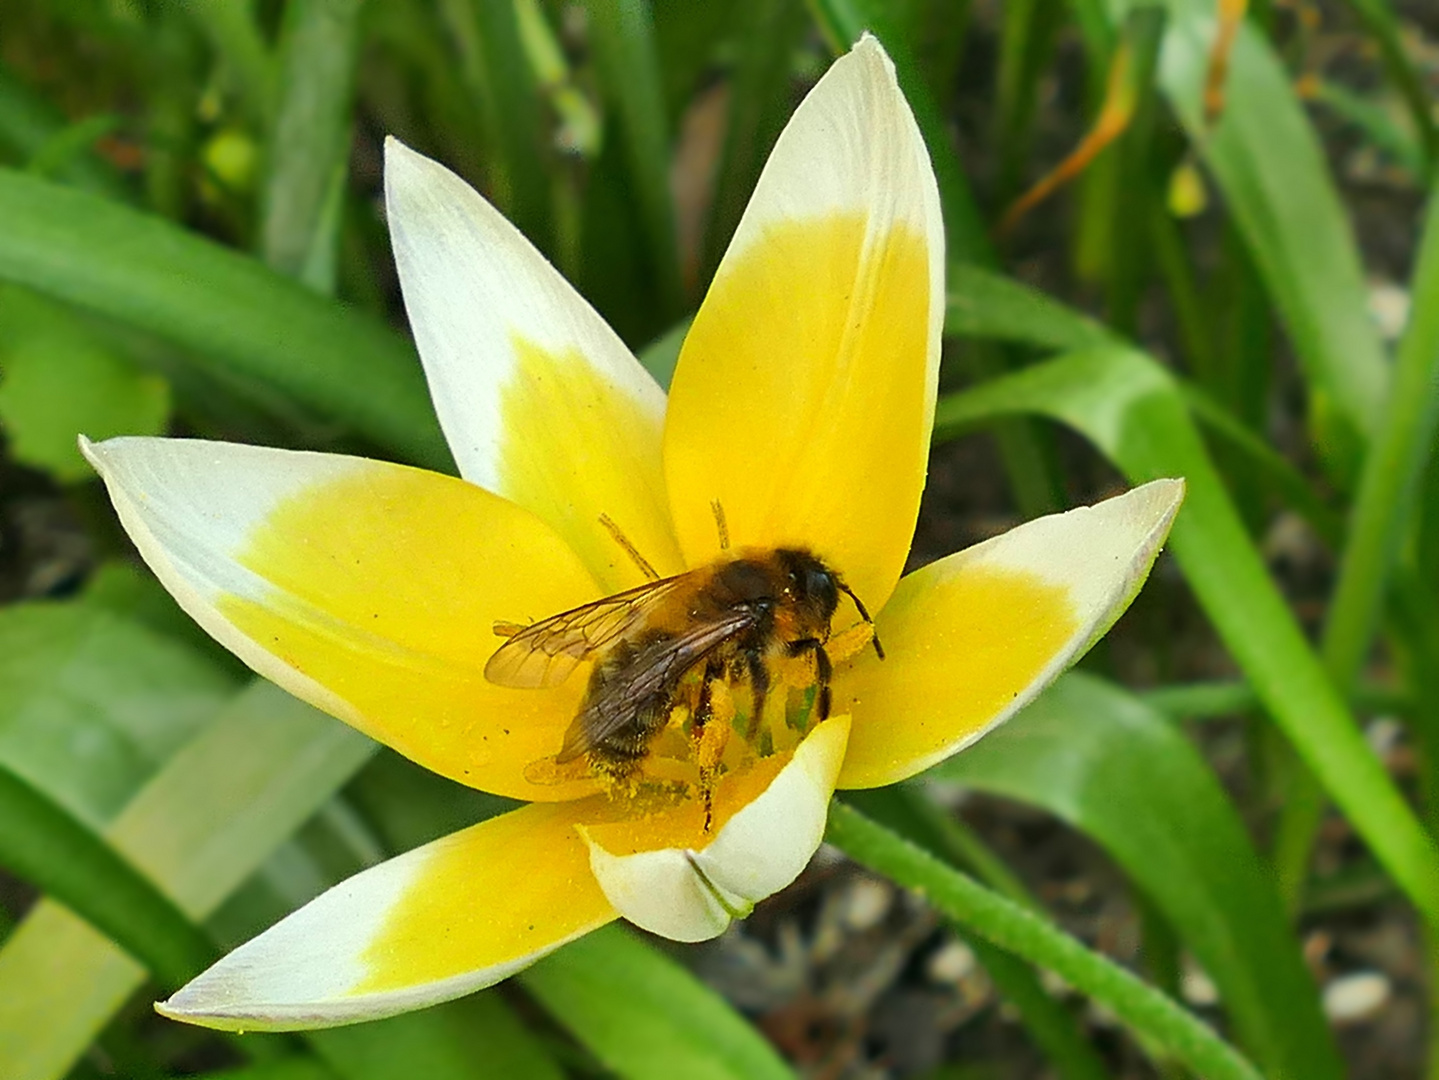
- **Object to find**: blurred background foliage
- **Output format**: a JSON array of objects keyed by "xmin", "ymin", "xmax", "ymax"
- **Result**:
[{"xmin": 1, "ymin": 0, "xmax": 1439, "ymax": 1077}]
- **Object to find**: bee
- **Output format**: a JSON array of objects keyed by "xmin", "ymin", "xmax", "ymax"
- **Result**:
[{"xmin": 484, "ymin": 546, "xmax": 883, "ymax": 773}]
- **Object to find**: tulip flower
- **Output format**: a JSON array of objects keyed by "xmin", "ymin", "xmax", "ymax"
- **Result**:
[{"xmin": 85, "ymin": 35, "xmax": 1181, "ymax": 1030}]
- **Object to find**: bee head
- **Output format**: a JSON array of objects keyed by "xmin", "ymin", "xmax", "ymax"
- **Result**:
[{"xmin": 776, "ymin": 549, "xmax": 840, "ymax": 623}]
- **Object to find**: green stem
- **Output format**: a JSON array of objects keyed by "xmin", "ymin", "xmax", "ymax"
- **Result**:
[
  {"xmin": 826, "ymin": 803, "xmax": 1263, "ymax": 1080},
  {"xmin": 840, "ymin": 789, "xmax": 1112, "ymax": 1080}
]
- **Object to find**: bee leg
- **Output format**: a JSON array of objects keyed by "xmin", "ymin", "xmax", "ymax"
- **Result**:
[
  {"xmin": 694, "ymin": 659, "xmax": 725, "ymax": 731},
  {"xmin": 813, "ymin": 645, "xmax": 832, "ymax": 723},
  {"xmin": 694, "ymin": 659, "xmax": 726, "ymax": 833},
  {"xmin": 744, "ymin": 650, "xmax": 770, "ymax": 741}
]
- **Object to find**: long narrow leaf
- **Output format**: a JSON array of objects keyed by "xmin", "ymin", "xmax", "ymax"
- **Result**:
[
  {"xmin": 933, "ymin": 346, "xmax": 1439, "ymax": 928},
  {"xmin": 585, "ymin": 0, "xmax": 684, "ymax": 314},
  {"xmin": 261, "ymin": 0, "xmax": 366, "ymax": 288},
  {"xmin": 437, "ymin": 0, "xmax": 553, "ymax": 253},
  {"xmin": 1145, "ymin": 5, "xmax": 1389, "ymax": 464},
  {"xmin": 523, "ymin": 925, "xmax": 796, "ymax": 1080},
  {"xmin": 308, "ymin": 995, "xmax": 563, "ymax": 1080},
  {"xmin": 935, "ymin": 673, "xmax": 1343, "ymax": 1080},
  {"xmin": 0, "ymin": 602, "xmax": 235, "ymax": 827},
  {"xmin": 0, "ymin": 169, "xmax": 449, "ymax": 469},
  {"xmin": 0, "ymin": 682, "xmax": 375, "ymax": 1080},
  {"xmin": 0, "ymin": 764, "xmax": 215, "ymax": 988}
]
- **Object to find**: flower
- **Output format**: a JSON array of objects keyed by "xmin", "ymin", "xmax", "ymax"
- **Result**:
[{"xmin": 83, "ymin": 36, "xmax": 1182, "ymax": 1031}]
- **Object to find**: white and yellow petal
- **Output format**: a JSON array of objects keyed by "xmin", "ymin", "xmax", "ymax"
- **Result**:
[
  {"xmin": 157, "ymin": 803, "xmax": 616, "ymax": 1030},
  {"xmin": 663, "ymin": 35, "xmax": 943, "ymax": 613},
  {"xmin": 385, "ymin": 139, "xmax": 683, "ymax": 593},
  {"xmin": 835, "ymin": 480, "xmax": 1184, "ymax": 788},
  {"xmin": 579, "ymin": 716, "xmax": 850, "ymax": 942},
  {"xmin": 83, "ymin": 435, "xmax": 604, "ymax": 802}
]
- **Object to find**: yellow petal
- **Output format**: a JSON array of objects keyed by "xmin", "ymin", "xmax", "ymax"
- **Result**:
[
  {"xmin": 156, "ymin": 802, "xmax": 615, "ymax": 1030},
  {"xmin": 386, "ymin": 139, "xmax": 683, "ymax": 591},
  {"xmin": 84, "ymin": 436, "xmax": 605, "ymax": 802},
  {"xmin": 662, "ymin": 36, "xmax": 943, "ymax": 612},
  {"xmin": 836, "ymin": 481, "xmax": 1184, "ymax": 788}
]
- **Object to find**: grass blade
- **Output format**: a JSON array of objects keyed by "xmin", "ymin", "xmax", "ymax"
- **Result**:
[
  {"xmin": 945, "ymin": 262, "xmax": 1116, "ymax": 352},
  {"xmin": 261, "ymin": 0, "xmax": 366, "ymax": 290},
  {"xmin": 308, "ymin": 995, "xmax": 563, "ymax": 1080},
  {"xmin": 0, "ymin": 169, "xmax": 449, "ymax": 469},
  {"xmin": 584, "ymin": 0, "xmax": 684, "ymax": 315},
  {"xmin": 523, "ymin": 925, "xmax": 796, "ymax": 1080},
  {"xmin": 933, "ymin": 346, "xmax": 1439, "ymax": 930},
  {"xmin": 0, "ymin": 602, "xmax": 234, "ymax": 827},
  {"xmin": 0, "ymin": 682, "xmax": 375, "ymax": 1080},
  {"xmin": 0, "ymin": 764, "xmax": 216, "ymax": 988},
  {"xmin": 1155, "ymin": 11, "xmax": 1389, "ymax": 468},
  {"xmin": 437, "ymin": 0, "xmax": 554, "ymax": 254}
]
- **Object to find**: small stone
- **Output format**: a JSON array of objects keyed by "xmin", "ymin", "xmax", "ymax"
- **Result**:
[
  {"xmin": 927, "ymin": 939, "xmax": 977, "ymax": 984},
  {"xmin": 1181, "ymin": 963, "xmax": 1219, "ymax": 1007},
  {"xmin": 1323, "ymin": 971, "xmax": 1391, "ymax": 1023},
  {"xmin": 1367, "ymin": 280, "xmax": 1411, "ymax": 342},
  {"xmin": 841, "ymin": 877, "xmax": 894, "ymax": 931},
  {"xmin": 1039, "ymin": 969, "xmax": 1073, "ymax": 997}
]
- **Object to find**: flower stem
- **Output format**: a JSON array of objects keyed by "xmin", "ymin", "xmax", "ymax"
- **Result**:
[{"xmin": 825, "ymin": 801, "xmax": 1263, "ymax": 1080}]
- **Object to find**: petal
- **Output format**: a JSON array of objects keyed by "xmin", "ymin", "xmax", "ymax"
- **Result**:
[
  {"xmin": 835, "ymin": 480, "xmax": 1184, "ymax": 788},
  {"xmin": 83, "ymin": 435, "xmax": 606, "ymax": 802},
  {"xmin": 385, "ymin": 138, "xmax": 684, "ymax": 592},
  {"xmin": 580, "ymin": 716, "xmax": 850, "ymax": 942},
  {"xmin": 156, "ymin": 802, "xmax": 616, "ymax": 1030},
  {"xmin": 662, "ymin": 35, "xmax": 943, "ymax": 612}
]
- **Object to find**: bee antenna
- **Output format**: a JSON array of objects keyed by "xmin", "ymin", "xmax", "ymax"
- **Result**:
[{"xmin": 837, "ymin": 581, "xmax": 885, "ymax": 660}]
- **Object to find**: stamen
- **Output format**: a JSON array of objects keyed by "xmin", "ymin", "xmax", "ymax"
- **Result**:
[
  {"xmin": 711, "ymin": 500, "xmax": 730, "ymax": 551},
  {"xmin": 598, "ymin": 513, "xmax": 660, "ymax": 581}
]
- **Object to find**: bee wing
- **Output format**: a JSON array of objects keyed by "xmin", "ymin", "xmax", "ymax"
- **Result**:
[
  {"xmin": 557, "ymin": 610, "xmax": 757, "ymax": 763},
  {"xmin": 484, "ymin": 574, "xmax": 690, "ymax": 689}
]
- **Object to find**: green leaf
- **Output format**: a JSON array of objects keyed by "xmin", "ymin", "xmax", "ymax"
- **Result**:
[
  {"xmin": 585, "ymin": 0, "xmax": 684, "ymax": 315},
  {"xmin": 808, "ymin": 0, "xmax": 990, "ymax": 263},
  {"xmin": 0, "ymin": 602, "xmax": 234, "ymax": 827},
  {"xmin": 1337, "ymin": 0, "xmax": 1438, "ymax": 172},
  {"xmin": 933, "ymin": 346, "xmax": 1439, "ymax": 930},
  {"xmin": 1144, "ymin": 6, "xmax": 1389, "ymax": 466},
  {"xmin": 945, "ymin": 263, "xmax": 1116, "ymax": 352},
  {"xmin": 0, "ymin": 681, "xmax": 375, "ymax": 1080},
  {"xmin": 308, "ymin": 995, "xmax": 563, "ymax": 1080},
  {"xmin": 0, "ymin": 169, "xmax": 449, "ymax": 470},
  {"xmin": 436, "ymin": 0, "xmax": 553, "ymax": 254},
  {"xmin": 0, "ymin": 763, "xmax": 216, "ymax": 988},
  {"xmin": 933, "ymin": 673, "xmax": 1343, "ymax": 1080},
  {"xmin": 195, "ymin": 1060, "xmax": 337, "ymax": 1080},
  {"xmin": 0, "ymin": 293, "xmax": 170, "ymax": 482},
  {"xmin": 522, "ymin": 925, "xmax": 796, "ymax": 1080},
  {"xmin": 701, "ymin": 0, "xmax": 809, "ymax": 279},
  {"xmin": 826, "ymin": 804, "xmax": 1263, "ymax": 1080},
  {"xmin": 261, "ymin": 0, "xmax": 366, "ymax": 290},
  {"xmin": 940, "ymin": 258, "xmax": 1343, "ymax": 544},
  {"xmin": 0, "ymin": 61, "xmax": 130, "ymax": 198}
]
